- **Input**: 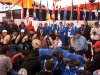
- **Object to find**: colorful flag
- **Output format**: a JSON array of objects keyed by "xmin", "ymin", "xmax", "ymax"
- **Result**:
[
  {"xmin": 58, "ymin": 6, "xmax": 61, "ymax": 20},
  {"xmin": 46, "ymin": 0, "xmax": 50, "ymax": 20},
  {"xmin": 83, "ymin": 0, "xmax": 86, "ymax": 20},
  {"xmin": 77, "ymin": 4, "xmax": 80, "ymax": 20},
  {"xmin": 33, "ymin": 1, "xmax": 36, "ymax": 20},
  {"xmin": 95, "ymin": 0, "xmax": 99, "ymax": 20},
  {"xmin": 52, "ymin": 1, "xmax": 55, "ymax": 20},
  {"xmin": 26, "ymin": 0, "xmax": 32, "ymax": 18},
  {"xmin": 39, "ymin": 0, "xmax": 42, "ymax": 21},
  {"xmin": 88, "ymin": 6, "xmax": 92, "ymax": 21},
  {"xmin": 63, "ymin": 6, "xmax": 67, "ymax": 20},
  {"xmin": 21, "ymin": 0, "xmax": 24, "ymax": 19},
  {"xmin": 70, "ymin": 0, "xmax": 74, "ymax": 20}
]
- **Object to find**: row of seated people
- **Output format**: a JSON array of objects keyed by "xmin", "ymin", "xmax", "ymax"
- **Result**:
[{"xmin": 0, "ymin": 41, "xmax": 100, "ymax": 75}]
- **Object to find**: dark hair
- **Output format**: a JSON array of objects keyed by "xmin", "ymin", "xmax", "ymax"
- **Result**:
[
  {"xmin": 76, "ymin": 70, "xmax": 92, "ymax": 75},
  {"xmin": 22, "ymin": 50, "xmax": 31, "ymax": 57},
  {"xmin": 0, "ymin": 45, "xmax": 10, "ymax": 54},
  {"xmin": 45, "ymin": 60, "xmax": 53, "ymax": 70},
  {"xmin": 76, "ymin": 31, "xmax": 82, "ymax": 35}
]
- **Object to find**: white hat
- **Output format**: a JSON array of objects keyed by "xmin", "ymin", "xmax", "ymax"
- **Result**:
[
  {"xmin": 2, "ymin": 30, "xmax": 7, "ymax": 33},
  {"xmin": 21, "ymin": 29, "xmax": 25, "ymax": 32}
]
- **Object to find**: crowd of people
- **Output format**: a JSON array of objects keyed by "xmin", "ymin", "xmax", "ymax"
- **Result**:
[{"xmin": 0, "ymin": 20, "xmax": 100, "ymax": 75}]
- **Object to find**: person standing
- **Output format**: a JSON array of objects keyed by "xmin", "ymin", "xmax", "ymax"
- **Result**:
[
  {"xmin": 0, "ymin": 45, "xmax": 13, "ymax": 75},
  {"xmin": 26, "ymin": 21, "xmax": 35, "ymax": 33},
  {"xmin": 83, "ymin": 20, "xmax": 91, "ymax": 41},
  {"xmin": 90, "ymin": 21, "xmax": 100, "ymax": 45}
]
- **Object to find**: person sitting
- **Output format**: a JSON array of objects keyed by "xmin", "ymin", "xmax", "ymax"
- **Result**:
[
  {"xmin": 15, "ymin": 29, "xmax": 28, "ymax": 51},
  {"xmin": 0, "ymin": 30, "xmax": 10, "ymax": 46},
  {"xmin": 50, "ymin": 35, "xmax": 62, "ymax": 48},
  {"xmin": 87, "ymin": 41, "xmax": 100, "ymax": 73},
  {"xmin": 73, "ymin": 31, "xmax": 88, "ymax": 56},
  {"xmin": 39, "ymin": 35, "xmax": 48, "ymax": 49}
]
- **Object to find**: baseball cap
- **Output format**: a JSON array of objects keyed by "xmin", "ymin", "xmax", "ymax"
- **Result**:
[
  {"xmin": 2, "ymin": 30, "xmax": 7, "ymax": 33},
  {"xmin": 92, "ymin": 41, "xmax": 100, "ymax": 48},
  {"xmin": 21, "ymin": 29, "xmax": 25, "ymax": 32}
]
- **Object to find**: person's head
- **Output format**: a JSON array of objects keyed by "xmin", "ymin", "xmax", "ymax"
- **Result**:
[
  {"xmin": 0, "ymin": 45, "xmax": 10, "ymax": 56},
  {"xmin": 59, "ymin": 22, "xmax": 63, "ymax": 26},
  {"xmin": 94, "ymin": 21, "xmax": 99, "ymax": 28},
  {"xmin": 75, "ymin": 31, "xmax": 82, "ymax": 39},
  {"xmin": 56, "ymin": 35, "xmax": 61, "ymax": 41},
  {"xmin": 81, "ymin": 24, "xmax": 85, "ymax": 28},
  {"xmin": 56, "ymin": 53, "xmax": 63, "ymax": 62},
  {"xmin": 38, "ymin": 22, "xmax": 42, "ymax": 27},
  {"xmin": 22, "ymin": 50, "xmax": 31, "ymax": 59},
  {"xmin": 40, "ymin": 28, "xmax": 44, "ymax": 33},
  {"xmin": 2, "ymin": 30, "xmax": 7, "ymax": 36},
  {"xmin": 20, "ymin": 21, "xmax": 25, "ymax": 27},
  {"xmin": 9, "ymin": 20, "xmax": 14, "ymax": 25},
  {"xmin": 70, "ymin": 22, "xmax": 74, "ymax": 27},
  {"xmin": 28, "ymin": 21, "xmax": 32, "ymax": 26},
  {"xmin": 44, "ymin": 22, "xmax": 48, "ymax": 27},
  {"xmin": 77, "ymin": 70, "xmax": 91, "ymax": 75},
  {"xmin": 12, "ymin": 31, "xmax": 18, "ymax": 36},
  {"xmin": 20, "ymin": 29, "xmax": 25, "ymax": 35},
  {"xmin": 44, "ymin": 60, "xmax": 53, "ymax": 71},
  {"xmin": 29, "ymin": 29, "xmax": 35, "ymax": 35},
  {"xmin": 65, "ymin": 23, "xmax": 69, "ymax": 28},
  {"xmin": 92, "ymin": 41, "xmax": 100, "ymax": 53},
  {"xmin": 39, "ymin": 35, "xmax": 45, "ymax": 40},
  {"xmin": 49, "ymin": 30, "xmax": 54, "ymax": 35},
  {"xmin": 83, "ymin": 20, "xmax": 88, "ymax": 26}
]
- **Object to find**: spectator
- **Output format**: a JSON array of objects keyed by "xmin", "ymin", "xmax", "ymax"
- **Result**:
[
  {"xmin": 39, "ymin": 35, "xmax": 48, "ymax": 48},
  {"xmin": 19, "ymin": 21, "xmax": 27, "ymax": 34},
  {"xmin": 37, "ymin": 28, "xmax": 46, "ymax": 38},
  {"xmin": 36, "ymin": 60, "xmax": 54, "ymax": 75},
  {"xmin": 69, "ymin": 22, "xmax": 78, "ymax": 37},
  {"xmin": 73, "ymin": 31, "xmax": 88, "ymax": 56},
  {"xmin": 58, "ymin": 22, "xmax": 66, "ymax": 45},
  {"xmin": 1, "ymin": 30, "xmax": 10, "ymax": 46},
  {"xmin": 26, "ymin": 21, "xmax": 35, "ymax": 33},
  {"xmin": 50, "ymin": 35, "xmax": 62, "ymax": 48},
  {"xmin": 0, "ymin": 45, "xmax": 13, "ymax": 75},
  {"xmin": 90, "ymin": 21, "xmax": 100, "ymax": 45},
  {"xmin": 37, "ymin": 22, "xmax": 43, "ymax": 34},
  {"xmin": 18, "ymin": 50, "xmax": 41, "ymax": 75},
  {"xmin": 15, "ymin": 29, "xmax": 28, "ymax": 51},
  {"xmin": 83, "ymin": 20, "xmax": 91, "ymax": 41},
  {"xmin": 43, "ymin": 22, "xmax": 50, "ymax": 35},
  {"xmin": 88, "ymin": 41, "xmax": 100, "ymax": 72},
  {"xmin": 7, "ymin": 20, "xmax": 19, "ymax": 34}
]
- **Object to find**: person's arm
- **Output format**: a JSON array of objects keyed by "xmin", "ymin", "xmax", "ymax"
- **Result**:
[
  {"xmin": 22, "ymin": 35, "xmax": 28, "ymax": 43},
  {"xmin": 6, "ymin": 58, "xmax": 13, "ymax": 73},
  {"xmin": 15, "ymin": 35, "xmax": 20, "ymax": 44},
  {"xmin": 32, "ymin": 34, "xmax": 37, "ymax": 40},
  {"xmin": 3, "ymin": 35, "xmax": 10, "ymax": 45}
]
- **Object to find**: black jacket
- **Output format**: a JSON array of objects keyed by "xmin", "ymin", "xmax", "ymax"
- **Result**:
[{"xmin": 21, "ymin": 55, "xmax": 41, "ymax": 75}]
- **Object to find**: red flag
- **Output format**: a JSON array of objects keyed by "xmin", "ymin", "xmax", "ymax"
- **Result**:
[
  {"xmin": 52, "ymin": 1, "xmax": 55, "ymax": 20},
  {"xmin": 54, "ymin": 0, "xmax": 61, "ymax": 2},
  {"xmin": 77, "ymin": 5, "xmax": 80, "ymax": 20}
]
